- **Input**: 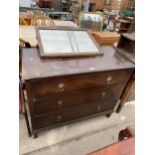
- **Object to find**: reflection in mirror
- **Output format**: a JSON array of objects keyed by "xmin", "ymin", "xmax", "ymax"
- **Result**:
[{"xmin": 37, "ymin": 28, "xmax": 101, "ymax": 57}]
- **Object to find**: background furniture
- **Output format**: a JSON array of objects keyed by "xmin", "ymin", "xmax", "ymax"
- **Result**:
[
  {"xmin": 19, "ymin": 6, "xmax": 54, "ymax": 12},
  {"xmin": 53, "ymin": 20, "xmax": 78, "ymax": 27},
  {"xmin": 19, "ymin": 38, "xmax": 31, "ymax": 48},
  {"xmin": 119, "ymin": 125, "xmax": 135, "ymax": 141},
  {"xmin": 80, "ymin": 0, "xmax": 104, "ymax": 11},
  {"xmin": 19, "ymin": 82, "xmax": 22, "ymax": 113},
  {"xmin": 116, "ymin": 32, "xmax": 135, "ymax": 113},
  {"xmin": 19, "ymin": 7, "xmax": 71, "ymax": 20},
  {"xmin": 91, "ymin": 31, "xmax": 120, "ymax": 46},
  {"xmin": 116, "ymin": 71, "xmax": 135, "ymax": 113},
  {"xmin": 32, "ymin": 15, "xmax": 55, "ymax": 26},
  {"xmin": 82, "ymin": 1, "xmax": 96, "ymax": 12},
  {"xmin": 87, "ymin": 137, "xmax": 135, "ymax": 155},
  {"xmin": 128, "ymin": 16, "xmax": 135, "ymax": 33},
  {"xmin": 21, "ymin": 47, "xmax": 134, "ymax": 138},
  {"xmin": 19, "ymin": 21, "xmax": 78, "ymax": 47},
  {"xmin": 19, "ymin": 0, "xmax": 32, "ymax": 7},
  {"xmin": 19, "ymin": 26, "xmax": 37, "ymax": 47},
  {"xmin": 87, "ymin": 125, "xmax": 135, "ymax": 155},
  {"xmin": 19, "ymin": 12, "xmax": 33, "ymax": 25},
  {"xmin": 71, "ymin": 3, "xmax": 81, "ymax": 22},
  {"xmin": 37, "ymin": 0, "xmax": 53, "ymax": 9},
  {"xmin": 103, "ymin": 10, "xmax": 117, "ymax": 32},
  {"xmin": 115, "ymin": 19, "xmax": 131, "ymax": 33},
  {"xmin": 19, "ymin": 17, "xmax": 30, "ymax": 25},
  {"xmin": 61, "ymin": 0, "xmax": 72, "ymax": 12},
  {"xmin": 51, "ymin": 0, "xmax": 62, "ymax": 11},
  {"xmin": 116, "ymin": 33, "xmax": 135, "ymax": 64},
  {"xmin": 79, "ymin": 12, "xmax": 104, "ymax": 32}
]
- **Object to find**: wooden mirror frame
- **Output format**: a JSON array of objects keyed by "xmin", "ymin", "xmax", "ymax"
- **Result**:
[{"xmin": 36, "ymin": 26, "xmax": 103, "ymax": 58}]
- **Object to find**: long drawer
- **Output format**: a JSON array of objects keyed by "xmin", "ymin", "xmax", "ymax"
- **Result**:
[
  {"xmin": 32, "ymin": 97, "xmax": 115, "ymax": 129},
  {"xmin": 33, "ymin": 84, "xmax": 124, "ymax": 115},
  {"xmin": 30, "ymin": 70, "xmax": 132, "ymax": 98}
]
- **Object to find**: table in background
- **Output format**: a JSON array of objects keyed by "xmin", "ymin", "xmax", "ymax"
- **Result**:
[
  {"xmin": 114, "ymin": 19, "xmax": 131, "ymax": 33},
  {"xmin": 19, "ymin": 21, "xmax": 79, "ymax": 47},
  {"xmin": 116, "ymin": 33, "xmax": 135, "ymax": 113},
  {"xmin": 53, "ymin": 20, "xmax": 79, "ymax": 28},
  {"xmin": 19, "ymin": 26, "xmax": 37, "ymax": 47},
  {"xmin": 119, "ymin": 125, "xmax": 135, "ymax": 141},
  {"xmin": 87, "ymin": 137, "xmax": 135, "ymax": 155}
]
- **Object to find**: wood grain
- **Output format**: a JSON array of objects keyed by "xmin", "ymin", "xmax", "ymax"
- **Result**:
[{"xmin": 22, "ymin": 47, "xmax": 134, "ymax": 80}]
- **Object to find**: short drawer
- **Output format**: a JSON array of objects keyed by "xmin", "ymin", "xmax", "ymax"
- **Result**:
[
  {"xmin": 32, "ymin": 97, "xmax": 115, "ymax": 129},
  {"xmin": 30, "ymin": 69, "xmax": 132, "ymax": 98},
  {"xmin": 33, "ymin": 84, "xmax": 123, "ymax": 115}
]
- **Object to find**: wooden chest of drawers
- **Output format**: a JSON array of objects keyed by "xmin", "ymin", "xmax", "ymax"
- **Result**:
[{"xmin": 22, "ymin": 47, "xmax": 134, "ymax": 138}]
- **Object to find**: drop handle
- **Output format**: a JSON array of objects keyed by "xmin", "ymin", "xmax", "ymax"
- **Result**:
[
  {"xmin": 57, "ymin": 100, "xmax": 63, "ymax": 108},
  {"xmin": 57, "ymin": 83, "xmax": 65, "ymax": 92},
  {"xmin": 106, "ymin": 76, "xmax": 112, "ymax": 84},
  {"xmin": 56, "ymin": 115, "xmax": 62, "ymax": 122},
  {"xmin": 101, "ymin": 92, "xmax": 106, "ymax": 99}
]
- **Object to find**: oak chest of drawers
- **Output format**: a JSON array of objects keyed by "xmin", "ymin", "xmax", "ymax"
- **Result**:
[{"xmin": 22, "ymin": 47, "xmax": 134, "ymax": 138}]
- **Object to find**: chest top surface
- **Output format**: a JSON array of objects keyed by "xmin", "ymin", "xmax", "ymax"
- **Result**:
[{"xmin": 22, "ymin": 47, "xmax": 134, "ymax": 80}]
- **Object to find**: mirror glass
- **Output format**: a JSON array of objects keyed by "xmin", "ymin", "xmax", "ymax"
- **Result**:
[{"xmin": 38, "ymin": 29, "xmax": 100, "ymax": 56}]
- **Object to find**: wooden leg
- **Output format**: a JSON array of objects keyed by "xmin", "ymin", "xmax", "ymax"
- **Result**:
[
  {"xmin": 118, "ymin": 129, "xmax": 128, "ymax": 141},
  {"xmin": 116, "ymin": 104, "xmax": 122, "ymax": 113},
  {"xmin": 106, "ymin": 113, "xmax": 111, "ymax": 118},
  {"xmin": 23, "ymin": 100, "xmax": 32, "ymax": 137},
  {"xmin": 20, "ymin": 79, "xmax": 32, "ymax": 137},
  {"xmin": 116, "ymin": 71, "xmax": 135, "ymax": 113},
  {"xmin": 23, "ymin": 111, "xmax": 32, "ymax": 137},
  {"xmin": 116, "ymin": 82, "xmax": 134, "ymax": 113},
  {"xmin": 32, "ymin": 132, "xmax": 38, "ymax": 138},
  {"xmin": 118, "ymin": 127, "xmax": 134, "ymax": 141}
]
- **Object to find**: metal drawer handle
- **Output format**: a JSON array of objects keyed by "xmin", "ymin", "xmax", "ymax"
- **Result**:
[
  {"xmin": 101, "ymin": 92, "xmax": 106, "ymax": 99},
  {"xmin": 57, "ymin": 83, "xmax": 65, "ymax": 92},
  {"xmin": 57, "ymin": 100, "xmax": 63, "ymax": 108},
  {"xmin": 106, "ymin": 76, "xmax": 112, "ymax": 84},
  {"xmin": 97, "ymin": 105, "xmax": 101, "ymax": 112},
  {"xmin": 56, "ymin": 115, "xmax": 62, "ymax": 122}
]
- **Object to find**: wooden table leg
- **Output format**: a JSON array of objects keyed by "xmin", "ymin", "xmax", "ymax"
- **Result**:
[
  {"xmin": 116, "ymin": 71, "xmax": 135, "ymax": 113},
  {"xmin": 23, "ymin": 105, "xmax": 32, "ymax": 137},
  {"xmin": 32, "ymin": 132, "xmax": 38, "ymax": 139},
  {"xmin": 118, "ymin": 126, "xmax": 135, "ymax": 141},
  {"xmin": 20, "ymin": 79, "xmax": 32, "ymax": 137},
  {"xmin": 106, "ymin": 113, "xmax": 112, "ymax": 118}
]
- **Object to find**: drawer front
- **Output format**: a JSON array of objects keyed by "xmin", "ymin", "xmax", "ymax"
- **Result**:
[
  {"xmin": 30, "ymin": 69, "xmax": 132, "ymax": 98},
  {"xmin": 33, "ymin": 84, "xmax": 123, "ymax": 115},
  {"xmin": 32, "ymin": 97, "xmax": 115, "ymax": 129}
]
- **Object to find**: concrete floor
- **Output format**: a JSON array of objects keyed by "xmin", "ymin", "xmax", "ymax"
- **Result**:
[{"xmin": 19, "ymin": 101, "xmax": 135, "ymax": 155}]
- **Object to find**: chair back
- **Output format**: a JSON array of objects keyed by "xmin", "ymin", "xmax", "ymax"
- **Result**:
[
  {"xmin": 32, "ymin": 15, "xmax": 55, "ymax": 27},
  {"xmin": 19, "ymin": 17, "xmax": 28, "ymax": 25}
]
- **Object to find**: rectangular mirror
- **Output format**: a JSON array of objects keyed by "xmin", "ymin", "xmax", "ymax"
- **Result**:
[{"xmin": 36, "ymin": 27, "xmax": 102, "ymax": 57}]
